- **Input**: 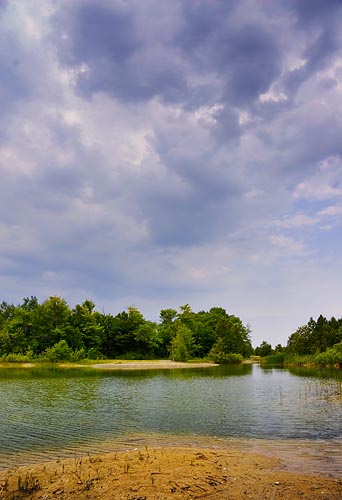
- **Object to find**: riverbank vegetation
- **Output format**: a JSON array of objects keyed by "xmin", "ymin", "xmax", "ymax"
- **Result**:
[
  {"xmin": 1, "ymin": 297, "xmax": 342, "ymax": 367},
  {"xmin": 0, "ymin": 297, "xmax": 253, "ymax": 363},
  {"xmin": 257, "ymin": 314, "xmax": 342, "ymax": 368}
]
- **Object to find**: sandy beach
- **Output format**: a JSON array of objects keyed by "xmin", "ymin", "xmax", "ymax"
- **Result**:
[
  {"xmin": 1, "ymin": 361, "xmax": 341, "ymax": 498},
  {"xmin": 1, "ymin": 446, "xmax": 341, "ymax": 500},
  {"xmin": 91, "ymin": 360, "xmax": 218, "ymax": 370}
]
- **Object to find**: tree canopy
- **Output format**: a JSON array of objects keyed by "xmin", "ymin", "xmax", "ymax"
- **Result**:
[
  {"xmin": 2, "ymin": 296, "xmax": 341, "ymax": 365},
  {"xmin": 0, "ymin": 297, "xmax": 253, "ymax": 363},
  {"xmin": 287, "ymin": 315, "xmax": 342, "ymax": 355}
]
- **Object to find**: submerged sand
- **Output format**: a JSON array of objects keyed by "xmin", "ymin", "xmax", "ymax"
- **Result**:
[
  {"xmin": 1, "ymin": 446, "xmax": 341, "ymax": 500},
  {"xmin": 1, "ymin": 361, "xmax": 341, "ymax": 497}
]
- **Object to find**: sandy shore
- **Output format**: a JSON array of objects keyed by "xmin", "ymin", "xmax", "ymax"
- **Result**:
[
  {"xmin": 0, "ymin": 446, "xmax": 341, "ymax": 500},
  {"xmin": 0, "ymin": 360, "xmax": 218, "ymax": 370},
  {"xmin": 91, "ymin": 360, "xmax": 218, "ymax": 370}
]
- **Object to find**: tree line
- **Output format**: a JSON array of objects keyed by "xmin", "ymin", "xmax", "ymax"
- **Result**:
[
  {"xmin": 0, "ymin": 296, "xmax": 253, "ymax": 363},
  {"xmin": 1, "ymin": 296, "xmax": 341, "ymax": 366},
  {"xmin": 256, "ymin": 314, "xmax": 342, "ymax": 368}
]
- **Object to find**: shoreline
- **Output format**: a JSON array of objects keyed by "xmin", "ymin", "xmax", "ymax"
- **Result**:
[
  {"xmin": 0, "ymin": 444, "xmax": 341, "ymax": 499},
  {"xmin": 0, "ymin": 359, "xmax": 219, "ymax": 370},
  {"xmin": 2, "ymin": 434, "xmax": 342, "ymax": 477},
  {"xmin": 91, "ymin": 359, "xmax": 218, "ymax": 370}
]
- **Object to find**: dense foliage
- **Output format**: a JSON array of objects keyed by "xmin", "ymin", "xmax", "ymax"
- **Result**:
[
  {"xmin": 0, "ymin": 297, "xmax": 253, "ymax": 362},
  {"xmin": 287, "ymin": 315, "xmax": 342, "ymax": 355},
  {"xmin": 284, "ymin": 315, "xmax": 342, "ymax": 368},
  {"xmin": 256, "ymin": 315, "xmax": 342, "ymax": 368},
  {"xmin": 2, "ymin": 296, "xmax": 341, "ymax": 367}
]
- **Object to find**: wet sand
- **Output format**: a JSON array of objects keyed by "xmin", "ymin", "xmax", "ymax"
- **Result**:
[{"xmin": 1, "ymin": 446, "xmax": 341, "ymax": 499}]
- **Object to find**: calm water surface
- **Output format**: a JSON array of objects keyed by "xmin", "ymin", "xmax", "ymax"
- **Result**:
[{"xmin": 0, "ymin": 364, "xmax": 341, "ymax": 470}]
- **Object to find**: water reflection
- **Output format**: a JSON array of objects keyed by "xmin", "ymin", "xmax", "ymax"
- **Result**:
[
  {"xmin": 288, "ymin": 365, "xmax": 342, "ymax": 380},
  {"xmin": 0, "ymin": 363, "xmax": 252, "ymax": 380},
  {"xmin": 0, "ymin": 364, "xmax": 341, "ymax": 470}
]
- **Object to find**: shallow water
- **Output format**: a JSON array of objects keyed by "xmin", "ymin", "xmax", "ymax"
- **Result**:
[{"xmin": 0, "ymin": 364, "xmax": 341, "ymax": 472}]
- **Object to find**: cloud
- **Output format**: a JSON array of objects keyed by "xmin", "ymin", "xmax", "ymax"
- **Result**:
[
  {"xmin": 51, "ymin": 0, "xmax": 284, "ymax": 110},
  {"xmin": 1, "ymin": 0, "xmax": 342, "ymax": 347},
  {"xmin": 51, "ymin": 0, "xmax": 190, "ymax": 104},
  {"xmin": 282, "ymin": 0, "xmax": 342, "ymax": 97},
  {"xmin": 317, "ymin": 205, "xmax": 342, "ymax": 218},
  {"xmin": 269, "ymin": 234, "xmax": 310, "ymax": 257},
  {"xmin": 275, "ymin": 214, "xmax": 318, "ymax": 229},
  {"xmin": 293, "ymin": 156, "xmax": 342, "ymax": 200}
]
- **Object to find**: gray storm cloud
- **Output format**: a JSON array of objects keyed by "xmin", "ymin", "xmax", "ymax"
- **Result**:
[{"xmin": 0, "ymin": 0, "xmax": 341, "ymax": 345}]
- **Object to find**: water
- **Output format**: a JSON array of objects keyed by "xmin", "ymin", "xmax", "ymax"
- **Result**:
[{"xmin": 0, "ymin": 364, "xmax": 341, "ymax": 471}]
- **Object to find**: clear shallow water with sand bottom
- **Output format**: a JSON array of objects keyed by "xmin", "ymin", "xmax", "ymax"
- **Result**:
[{"xmin": 0, "ymin": 363, "xmax": 341, "ymax": 472}]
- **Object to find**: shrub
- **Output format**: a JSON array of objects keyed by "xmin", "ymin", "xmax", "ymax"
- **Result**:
[
  {"xmin": 262, "ymin": 354, "xmax": 285, "ymax": 365},
  {"xmin": 0, "ymin": 352, "xmax": 31, "ymax": 363},
  {"xmin": 86, "ymin": 347, "xmax": 105, "ymax": 360},
  {"xmin": 70, "ymin": 348, "xmax": 86, "ymax": 361},
  {"xmin": 41, "ymin": 340, "xmax": 72, "ymax": 362},
  {"xmin": 208, "ymin": 348, "xmax": 243, "ymax": 364},
  {"xmin": 315, "ymin": 342, "xmax": 342, "ymax": 368}
]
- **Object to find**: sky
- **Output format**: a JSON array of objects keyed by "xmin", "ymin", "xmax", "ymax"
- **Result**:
[{"xmin": 0, "ymin": 0, "xmax": 342, "ymax": 348}]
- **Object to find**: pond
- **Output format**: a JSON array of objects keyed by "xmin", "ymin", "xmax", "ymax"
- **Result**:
[{"xmin": 1, "ymin": 363, "xmax": 341, "ymax": 471}]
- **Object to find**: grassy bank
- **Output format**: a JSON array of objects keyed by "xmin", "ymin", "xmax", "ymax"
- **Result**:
[{"xmin": 261, "ymin": 349, "xmax": 342, "ymax": 369}]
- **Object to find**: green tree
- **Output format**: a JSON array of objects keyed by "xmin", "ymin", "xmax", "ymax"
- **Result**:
[
  {"xmin": 199, "ymin": 307, "xmax": 230, "ymax": 355},
  {"xmin": 209, "ymin": 315, "xmax": 252, "ymax": 361},
  {"xmin": 159, "ymin": 308, "xmax": 177, "ymax": 324},
  {"xmin": 0, "ymin": 327, "xmax": 11, "ymax": 355},
  {"xmin": 42, "ymin": 340, "xmax": 73, "ymax": 362},
  {"xmin": 71, "ymin": 300, "xmax": 104, "ymax": 355},
  {"xmin": 134, "ymin": 321, "xmax": 161, "ymax": 358},
  {"xmin": 103, "ymin": 307, "xmax": 146, "ymax": 358},
  {"xmin": 255, "ymin": 341, "xmax": 272, "ymax": 357},
  {"xmin": 31, "ymin": 296, "xmax": 72, "ymax": 353},
  {"xmin": 157, "ymin": 308, "xmax": 178, "ymax": 356},
  {"xmin": 207, "ymin": 338, "xmax": 243, "ymax": 364},
  {"xmin": 287, "ymin": 319, "xmax": 317, "ymax": 355},
  {"xmin": 0, "ymin": 298, "xmax": 39, "ymax": 355},
  {"xmin": 274, "ymin": 344, "xmax": 285, "ymax": 354},
  {"xmin": 169, "ymin": 323, "xmax": 194, "ymax": 362}
]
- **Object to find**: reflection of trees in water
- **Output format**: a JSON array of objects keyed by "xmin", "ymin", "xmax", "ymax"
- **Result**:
[
  {"xmin": 287, "ymin": 366, "xmax": 342, "ymax": 380},
  {"xmin": 288, "ymin": 366, "xmax": 342, "ymax": 400},
  {"xmin": 0, "ymin": 364, "xmax": 342, "ymax": 469}
]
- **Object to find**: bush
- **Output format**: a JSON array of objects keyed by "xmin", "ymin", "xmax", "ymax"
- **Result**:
[
  {"xmin": 86, "ymin": 347, "xmax": 105, "ymax": 360},
  {"xmin": 208, "ymin": 349, "xmax": 243, "ymax": 364},
  {"xmin": 70, "ymin": 348, "xmax": 86, "ymax": 361},
  {"xmin": 315, "ymin": 342, "xmax": 342, "ymax": 368},
  {"xmin": 262, "ymin": 354, "xmax": 285, "ymax": 365},
  {"xmin": 282, "ymin": 354, "xmax": 315, "ymax": 367},
  {"xmin": 41, "ymin": 340, "xmax": 72, "ymax": 362},
  {"xmin": 208, "ymin": 338, "xmax": 243, "ymax": 364},
  {"xmin": 0, "ymin": 352, "xmax": 32, "ymax": 363}
]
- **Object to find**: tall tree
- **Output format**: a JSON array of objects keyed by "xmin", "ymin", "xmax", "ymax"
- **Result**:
[
  {"xmin": 169, "ymin": 322, "xmax": 194, "ymax": 362},
  {"xmin": 209, "ymin": 315, "xmax": 253, "ymax": 359}
]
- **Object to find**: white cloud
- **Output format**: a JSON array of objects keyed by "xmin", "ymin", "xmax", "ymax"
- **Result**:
[
  {"xmin": 293, "ymin": 156, "xmax": 342, "ymax": 201},
  {"xmin": 1, "ymin": 0, "xmax": 342, "ymax": 348},
  {"xmin": 317, "ymin": 205, "xmax": 342, "ymax": 217},
  {"xmin": 275, "ymin": 214, "xmax": 317, "ymax": 229},
  {"xmin": 269, "ymin": 234, "xmax": 310, "ymax": 257}
]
